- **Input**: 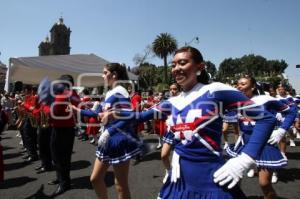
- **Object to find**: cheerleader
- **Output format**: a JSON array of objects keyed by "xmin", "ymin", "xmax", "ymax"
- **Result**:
[
  {"xmin": 169, "ymin": 83, "xmax": 180, "ymax": 97},
  {"xmin": 105, "ymin": 47, "xmax": 277, "ymax": 199},
  {"xmin": 294, "ymin": 95, "xmax": 300, "ymax": 139},
  {"xmin": 276, "ymin": 84, "xmax": 297, "ymax": 148},
  {"xmin": 222, "ymin": 111, "xmax": 239, "ymax": 149},
  {"xmin": 271, "ymin": 85, "xmax": 298, "ymax": 184},
  {"xmin": 90, "ymin": 63, "xmax": 141, "ymax": 199},
  {"xmin": 154, "ymin": 92, "xmax": 167, "ymax": 149},
  {"xmin": 226, "ymin": 76, "xmax": 296, "ymax": 198},
  {"xmin": 71, "ymin": 97, "xmax": 102, "ymax": 144}
]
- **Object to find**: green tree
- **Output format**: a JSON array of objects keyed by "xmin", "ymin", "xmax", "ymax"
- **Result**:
[
  {"xmin": 152, "ymin": 33, "xmax": 177, "ymax": 84},
  {"xmin": 131, "ymin": 62, "xmax": 159, "ymax": 91},
  {"xmin": 216, "ymin": 54, "xmax": 291, "ymax": 89},
  {"xmin": 267, "ymin": 60, "xmax": 288, "ymax": 75},
  {"xmin": 205, "ymin": 61, "xmax": 217, "ymax": 79},
  {"xmin": 217, "ymin": 58, "xmax": 242, "ymax": 82}
]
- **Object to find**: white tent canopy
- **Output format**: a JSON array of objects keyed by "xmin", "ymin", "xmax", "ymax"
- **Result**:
[{"xmin": 5, "ymin": 54, "xmax": 138, "ymax": 90}]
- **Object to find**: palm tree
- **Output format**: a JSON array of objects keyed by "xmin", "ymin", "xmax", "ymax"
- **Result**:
[{"xmin": 152, "ymin": 33, "xmax": 177, "ymax": 84}]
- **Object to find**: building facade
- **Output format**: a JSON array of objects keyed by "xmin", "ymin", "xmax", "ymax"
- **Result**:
[
  {"xmin": 0, "ymin": 61, "xmax": 7, "ymax": 92},
  {"xmin": 38, "ymin": 17, "xmax": 71, "ymax": 56}
]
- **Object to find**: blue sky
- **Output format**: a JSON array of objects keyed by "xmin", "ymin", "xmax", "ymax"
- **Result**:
[{"xmin": 0, "ymin": 0, "xmax": 299, "ymax": 92}]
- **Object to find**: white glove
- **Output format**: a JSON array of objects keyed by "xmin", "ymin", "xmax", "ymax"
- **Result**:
[
  {"xmin": 275, "ymin": 113, "xmax": 283, "ymax": 122},
  {"xmin": 213, "ymin": 153, "xmax": 255, "ymax": 189},
  {"xmin": 171, "ymin": 152, "xmax": 180, "ymax": 183},
  {"xmin": 268, "ymin": 128, "xmax": 286, "ymax": 145},
  {"xmin": 98, "ymin": 129, "xmax": 110, "ymax": 148},
  {"xmin": 163, "ymin": 169, "xmax": 171, "ymax": 184}
]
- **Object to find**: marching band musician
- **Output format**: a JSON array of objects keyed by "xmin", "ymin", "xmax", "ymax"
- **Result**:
[
  {"xmin": 22, "ymin": 86, "xmax": 39, "ymax": 162},
  {"xmin": 35, "ymin": 102, "xmax": 53, "ymax": 174},
  {"xmin": 48, "ymin": 74, "xmax": 80, "ymax": 197}
]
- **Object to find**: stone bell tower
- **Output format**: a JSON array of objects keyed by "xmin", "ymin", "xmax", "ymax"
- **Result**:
[{"xmin": 39, "ymin": 17, "xmax": 71, "ymax": 56}]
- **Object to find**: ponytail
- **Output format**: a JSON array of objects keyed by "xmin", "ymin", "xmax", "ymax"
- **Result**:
[
  {"xmin": 197, "ymin": 70, "xmax": 210, "ymax": 85},
  {"xmin": 105, "ymin": 63, "xmax": 129, "ymax": 81}
]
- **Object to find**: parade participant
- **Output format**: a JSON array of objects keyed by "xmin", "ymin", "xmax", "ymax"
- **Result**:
[
  {"xmin": 128, "ymin": 85, "xmax": 144, "ymax": 165},
  {"xmin": 271, "ymin": 84, "xmax": 298, "ymax": 184},
  {"xmin": 129, "ymin": 85, "xmax": 144, "ymax": 133},
  {"xmin": 90, "ymin": 63, "xmax": 141, "ymax": 199},
  {"xmin": 276, "ymin": 84, "xmax": 297, "ymax": 148},
  {"xmin": 22, "ymin": 86, "xmax": 39, "ymax": 162},
  {"xmin": 0, "ymin": 104, "xmax": 7, "ymax": 182},
  {"xmin": 295, "ymin": 113, "xmax": 300, "ymax": 132},
  {"xmin": 226, "ymin": 76, "xmax": 296, "ymax": 198},
  {"xmin": 48, "ymin": 74, "xmax": 80, "ymax": 197},
  {"xmin": 77, "ymin": 89, "xmax": 92, "ymax": 141},
  {"xmin": 1, "ymin": 92, "xmax": 14, "ymax": 127},
  {"xmin": 70, "ymin": 96, "xmax": 102, "ymax": 145},
  {"xmin": 294, "ymin": 95, "xmax": 300, "ymax": 139},
  {"xmin": 35, "ymin": 102, "xmax": 53, "ymax": 173},
  {"xmin": 0, "ymin": 104, "xmax": 8, "ymax": 134},
  {"xmin": 0, "ymin": 140, "xmax": 3, "ymax": 183},
  {"xmin": 105, "ymin": 46, "xmax": 276, "ymax": 199},
  {"xmin": 154, "ymin": 92, "xmax": 167, "ymax": 149},
  {"xmin": 222, "ymin": 110, "xmax": 239, "ymax": 150},
  {"xmin": 169, "ymin": 83, "xmax": 180, "ymax": 97},
  {"xmin": 15, "ymin": 90, "xmax": 27, "ymax": 151},
  {"xmin": 144, "ymin": 90, "xmax": 155, "ymax": 133}
]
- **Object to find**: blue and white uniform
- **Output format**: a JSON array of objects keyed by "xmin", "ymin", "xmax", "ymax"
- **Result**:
[
  {"xmin": 276, "ymin": 94, "xmax": 298, "ymax": 117},
  {"xmin": 95, "ymin": 85, "xmax": 141, "ymax": 165},
  {"xmin": 119, "ymin": 82, "xmax": 275, "ymax": 199},
  {"xmin": 118, "ymin": 83, "xmax": 278, "ymax": 198},
  {"xmin": 80, "ymin": 102, "xmax": 103, "ymax": 117},
  {"xmin": 157, "ymin": 83, "xmax": 277, "ymax": 199},
  {"xmin": 293, "ymin": 96, "xmax": 300, "ymax": 119},
  {"xmin": 223, "ymin": 111, "xmax": 238, "ymax": 123},
  {"xmin": 226, "ymin": 95, "xmax": 296, "ymax": 169}
]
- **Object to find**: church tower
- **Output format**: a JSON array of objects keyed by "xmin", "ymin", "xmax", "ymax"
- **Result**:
[
  {"xmin": 38, "ymin": 17, "xmax": 71, "ymax": 56},
  {"xmin": 49, "ymin": 17, "xmax": 71, "ymax": 55},
  {"xmin": 38, "ymin": 36, "xmax": 51, "ymax": 56}
]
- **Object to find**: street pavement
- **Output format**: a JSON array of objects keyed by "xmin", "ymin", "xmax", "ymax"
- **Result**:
[{"xmin": 0, "ymin": 129, "xmax": 299, "ymax": 199}]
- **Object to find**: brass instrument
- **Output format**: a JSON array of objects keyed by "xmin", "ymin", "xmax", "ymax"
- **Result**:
[
  {"xmin": 28, "ymin": 112, "xmax": 38, "ymax": 128},
  {"xmin": 16, "ymin": 107, "xmax": 25, "ymax": 130},
  {"xmin": 40, "ymin": 110, "xmax": 49, "ymax": 128}
]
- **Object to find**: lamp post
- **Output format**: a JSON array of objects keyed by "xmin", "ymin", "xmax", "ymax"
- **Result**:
[{"xmin": 184, "ymin": 37, "xmax": 199, "ymax": 46}]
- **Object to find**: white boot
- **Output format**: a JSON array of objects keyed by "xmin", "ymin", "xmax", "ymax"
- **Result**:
[
  {"xmin": 156, "ymin": 142, "xmax": 162, "ymax": 149},
  {"xmin": 247, "ymin": 168, "xmax": 255, "ymax": 178},
  {"xmin": 289, "ymin": 139, "xmax": 296, "ymax": 147},
  {"xmin": 271, "ymin": 172, "xmax": 278, "ymax": 184},
  {"xmin": 223, "ymin": 142, "xmax": 229, "ymax": 149},
  {"xmin": 297, "ymin": 132, "xmax": 300, "ymax": 139},
  {"xmin": 156, "ymin": 137, "xmax": 162, "ymax": 149},
  {"xmin": 281, "ymin": 152, "xmax": 288, "ymax": 160},
  {"xmin": 90, "ymin": 138, "xmax": 95, "ymax": 144}
]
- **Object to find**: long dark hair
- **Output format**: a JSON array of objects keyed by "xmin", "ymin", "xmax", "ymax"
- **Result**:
[
  {"xmin": 59, "ymin": 74, "xmax": 74, "ymax": 88},
  {"xmin": 105, "ymin": 63, "xmax": 129, "ymax": 81},
  {"xmin": 174, "ymin": 46, "xmax": 209, "ymax": 84},
  {"xmin": 241, "ymin": 75, "xmax": 264, "ymax": 95}
]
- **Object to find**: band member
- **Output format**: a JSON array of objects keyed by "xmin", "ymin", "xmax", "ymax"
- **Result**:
[
  {"xmin": 35, "ymin": 102, "xmax": 53, "ymax": 173},
  {"xmin": 22, "ymin": 86, "xmax": 39, "ymax": 162},
  {"xmin": 48, "ymin": 74, "xmax": 80, "ymax": 197}
]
